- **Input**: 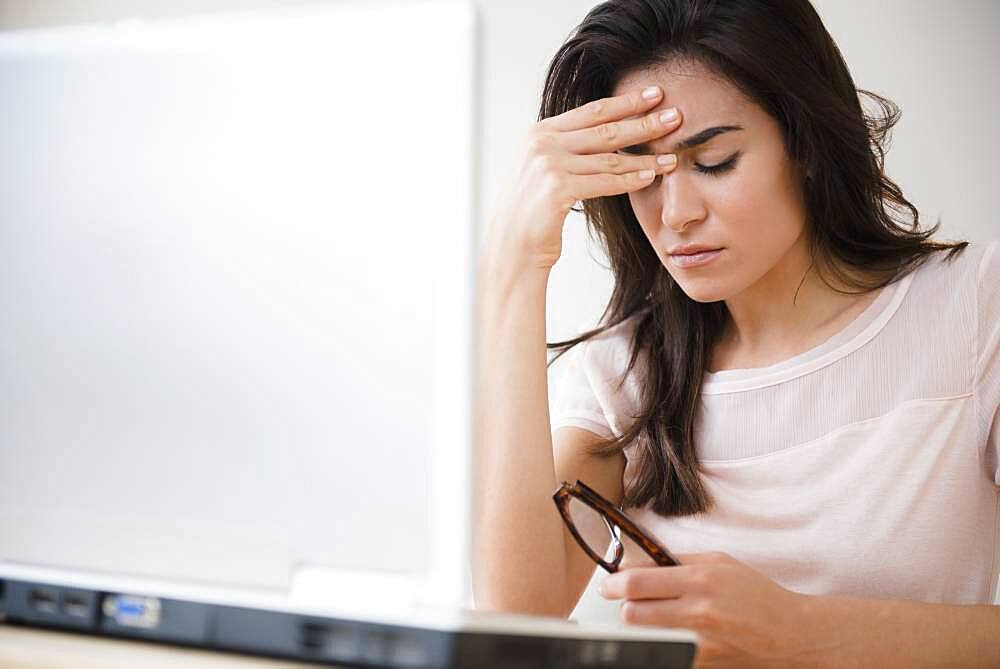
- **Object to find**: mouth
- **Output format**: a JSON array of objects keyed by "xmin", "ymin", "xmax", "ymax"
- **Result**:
[{"xmin": 667, "ymin": 248, "xmax": 723, "ymax": 269}]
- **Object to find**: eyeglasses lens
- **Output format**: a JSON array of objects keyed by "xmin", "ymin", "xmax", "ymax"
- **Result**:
[{"xmin": 567, "ymin": 496, "xmax": 622, "ymax": 567}]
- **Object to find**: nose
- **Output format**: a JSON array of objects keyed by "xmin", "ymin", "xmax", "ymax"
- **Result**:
[{"xmin": 659, "ymin": 170, "xmax": 707, "ymax": 233}]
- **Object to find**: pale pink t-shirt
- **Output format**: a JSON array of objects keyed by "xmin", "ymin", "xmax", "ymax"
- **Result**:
[{"xmin": 549, "ymin": 240, "xmax": 1000, "ymax": 605}]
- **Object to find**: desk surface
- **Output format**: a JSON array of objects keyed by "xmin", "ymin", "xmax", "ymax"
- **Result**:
[{"xmin": 0, "ymin": 625, "xmax": 327, "ymax": 669}]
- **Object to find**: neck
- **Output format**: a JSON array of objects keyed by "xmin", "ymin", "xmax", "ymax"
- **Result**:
[{"xmin": 714, "ymin": 235, "xmax": 873, "ymax": 370}]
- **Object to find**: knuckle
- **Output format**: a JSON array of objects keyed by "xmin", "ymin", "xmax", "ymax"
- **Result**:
[
  {"xmin": 534, "ymin": 153, "xmax": 558, "ymax": 173},
  {"xmin": 629, "ymin": 91, "xmax": 642, "ymax": 112},
  {"xmin": 584, "ymin": 99, "xmax": 605, "ymax": 117},
  {"xmin": 541, "ymin": 171, "xmax": 567, "ymax": 195},
  {"xmin": 689, "ymin": 600, "xmax": 718, "ymax": 630},
  {"xmin": 689, "ymin": 567, "xmax": 714, "ymax": 593},
  {"xmin": 526, "ymin": 132, "xmax": 553, "ymax": 156},
  {"xmin": 620, "ymin": 600, "xmax": 637, "ymax": 624},
  {"xmin": 619, "ymin": 571, "xmax": 641, "ymax": 597},
  {"xmin": 604, "ymin": 153, "xmax": 622, "ymax": 169},
  {"xmin": 640, "ymin": 112, "xmax": 657, "ymax": 134},
  {"xmin": 595, "ymin": 121, "xmax": 618, "ymax": 143}
]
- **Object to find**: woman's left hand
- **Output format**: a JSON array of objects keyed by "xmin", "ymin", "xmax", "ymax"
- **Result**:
[{"xmin": 598, "ymin": 552, "xmax": 818, "ymax": 668}]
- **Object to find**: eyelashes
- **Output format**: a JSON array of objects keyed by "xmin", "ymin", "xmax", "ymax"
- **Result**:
[
  {"xmin": 641, "ymin": 151, "xmax": 740, "ymax": 189},
  {"xmin": 694, "ymin": 152, "xmax": 740, "ymax": 176}
]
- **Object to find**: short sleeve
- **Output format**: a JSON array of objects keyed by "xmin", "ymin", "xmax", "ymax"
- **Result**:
[
  {"xmin": 976, "ymin": 240, "xmax": 1000, "ymax": 485},
  {"xmin": 548, "ymin": 340, "xmax": 614, "ymax": 440}
]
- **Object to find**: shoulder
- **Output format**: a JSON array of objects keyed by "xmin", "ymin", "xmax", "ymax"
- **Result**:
[
  {"xmin": 900, "ymin": 241, "xmax": 999, "ymax": 362},
  {"xmin": 574, "ymin": 311, "xmax": 646, "ymax": 379},
  {"xmin": 549, "ymin": 312, "xmax": 648, "ymax": 438},
  {"xmin": 976, "ymin": 240, "xmax": 1000, "ymax": 287},
  {"xmin": 558, "ymin": 312, "xmax": 648, "ymax": 410},
  {"xmin": 911, "ymin": 240, "xmax": 995, "ymax": 283},
  {"xmin": 971, "ymin": 240, "xmax": 1000, "ymax": 334},
  {"xmin": 895, "ymin": 241, "xmax": 993, "ymax": 308}
]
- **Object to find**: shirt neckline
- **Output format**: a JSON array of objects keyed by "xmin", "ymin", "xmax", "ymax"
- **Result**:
[{"xmin": 701, "ymin": 269, "xmax": 916, "ymax": 395}]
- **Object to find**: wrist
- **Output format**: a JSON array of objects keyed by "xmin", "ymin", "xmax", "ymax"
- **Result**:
[
  {"xmin": 788, "ymin": 593, "xmax": 860, "ymax": 669},
  {"xmin": 478, "ymin": 237, "xmax": 555, "ymax": 282},
  {"xmin": 480, "ymin": 213, "xmax": 563, "ymax": 272}
]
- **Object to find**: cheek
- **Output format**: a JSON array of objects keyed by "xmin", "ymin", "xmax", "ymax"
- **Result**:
[
  {"xmin": 709, "ymin": 157, "xmax": 806, "ymax": 254},
  {"xmin": 627, "ymin": 155, "xmax": 806, "ymax": 267}
]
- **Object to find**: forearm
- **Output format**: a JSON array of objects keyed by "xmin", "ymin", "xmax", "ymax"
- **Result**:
[
  {"xmin": 798, "ymin": 593, "xmax": 1000, "ymax": 668},
  {"xmin": 471, "ymin": 241, "xmax": 567, "ymax": 616}
]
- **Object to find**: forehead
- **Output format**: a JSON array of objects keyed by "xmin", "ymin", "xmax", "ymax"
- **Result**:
[{"xmin": 612, "ymin": 60, "xmax": 751, "ymax": 123}]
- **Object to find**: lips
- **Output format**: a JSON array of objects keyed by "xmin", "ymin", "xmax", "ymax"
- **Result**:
[
  {"xmin": 667, "ymin": 248, "xmax": 723, "ymax": 269},
  {"xmin": 667, "ymin": 244, "xmax": 723, "ymax": 256}
]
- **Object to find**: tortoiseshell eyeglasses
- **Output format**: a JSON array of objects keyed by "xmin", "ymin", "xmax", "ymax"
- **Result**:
[{"xmin": 553, "ymin": 480, "xmax": 681, "ymax": 573}]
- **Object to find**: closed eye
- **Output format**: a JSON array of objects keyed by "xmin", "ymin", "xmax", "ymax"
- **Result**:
[{"xmin": 694, "ymin": 152, "xmax": 740, "ymax": 176}]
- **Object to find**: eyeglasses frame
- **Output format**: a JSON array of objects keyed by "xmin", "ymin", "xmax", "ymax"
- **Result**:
[{"xmin": 552, "ymin": 479, "xmax": 681, "ymax": 573}]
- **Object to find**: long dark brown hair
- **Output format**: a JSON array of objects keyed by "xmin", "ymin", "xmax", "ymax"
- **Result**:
[{"xmin": 543, "ymin": 0, "xmax": 967, "ymax": 517}]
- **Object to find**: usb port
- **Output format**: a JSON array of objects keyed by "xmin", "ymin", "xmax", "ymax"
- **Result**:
[
  {"xmin": 28, "ymin": 588, "xmax": 58, "ymax": 615},
  {"xmin": 300, "ymin": 621, "xmax": 361, "ymax": 661},
  {"xmin": 61, "ymin": 591, "xmax": 91, "ymax": 618}
]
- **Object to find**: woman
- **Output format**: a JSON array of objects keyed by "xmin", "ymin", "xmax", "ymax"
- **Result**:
[{"xmin": 473, "ymin": 0, "xmax": 999, "ymax": 665}]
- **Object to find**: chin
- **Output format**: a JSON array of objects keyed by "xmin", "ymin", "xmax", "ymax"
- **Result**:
[
  {"xmin": 659, "ymin": 252, "xmax": 741, "ymax": 304},
  {"xmin": 681, "ymin": 287, "xmax": 729, "ymax": 304},
  {"xmin": 670, "ymin": 276, "xmax": 734, "ymax": 304}
]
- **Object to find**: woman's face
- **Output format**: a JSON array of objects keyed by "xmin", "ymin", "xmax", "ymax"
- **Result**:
[{"xmin": 612, "ymin": 61, "xmax": 810, "ymax": 303}]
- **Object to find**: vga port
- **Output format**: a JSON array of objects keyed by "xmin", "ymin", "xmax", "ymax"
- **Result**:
[{"xmin": 102, "ymin": 594, "xmax": 162, "ymax": 629}]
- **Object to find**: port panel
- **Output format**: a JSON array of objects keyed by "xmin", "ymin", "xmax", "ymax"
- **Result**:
[{"xmin": 4, "ymin": 581, "xmax": 98, "ymax": 629}]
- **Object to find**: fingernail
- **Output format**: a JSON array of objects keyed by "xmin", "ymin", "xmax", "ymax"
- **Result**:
[
  {"xmin": 641, "ymin": 85, "xmax": 660, "ymax": 100},
  {"xmin": 660, "ymin": 108, "xmax": 678, "ymax": 124},
  {"xmin": 657, "ymin": 154, "xmax": 677, "ymax": 166},
  {"xmin": 638, "ymin": 169, "xmax": 655, "ymax": 180}
]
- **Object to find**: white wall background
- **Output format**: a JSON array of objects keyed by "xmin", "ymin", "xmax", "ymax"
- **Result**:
[
  {"xmin": 3, "ymin": 0, "xmax": 997, "ymax": 619},
  {"xmin": 7, "ymin": 0, "xmax": 995, "ymax": 342}
]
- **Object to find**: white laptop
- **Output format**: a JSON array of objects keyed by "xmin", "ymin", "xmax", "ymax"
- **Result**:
[{"xmin": 0, "ymin": 2, "xmax": 697, "ymax": 666}]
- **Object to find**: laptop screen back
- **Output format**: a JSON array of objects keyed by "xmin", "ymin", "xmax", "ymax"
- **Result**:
[{"xmin": 0, "ymin": 0, "xmax": 476, "ymax": 609}]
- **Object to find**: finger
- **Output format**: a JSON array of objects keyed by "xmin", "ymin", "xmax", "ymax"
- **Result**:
[
  {"xmin": 563, "ymin": 151, "xmax": 678, "ymax": 176},
  {"xmin": 560, "ymin": 105, "xmax": 682, "ymax": 156},
  {"xmin": 543, "ymin": 84, "xmax": 663, "ymax": 133},
  {"xmin": 599, "ymin": 565, "xmax": 698, "ymax": 600},
  {"xmin": 568, "ymin": 169, "xmax": 661, "ymax": 201},
  {"xmin": 620, "ymin": 597, "xmax": 711, "ymax": 630}
]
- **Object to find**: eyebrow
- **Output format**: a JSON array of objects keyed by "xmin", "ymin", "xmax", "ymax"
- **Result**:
[{"xmin": 620, "ymin": 124, "xmax": 744, "ymax": 155}]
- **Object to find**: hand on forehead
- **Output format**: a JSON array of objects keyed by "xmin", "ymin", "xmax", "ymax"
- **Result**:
[{"xmin": 613, "ymin": 61, "xmax": 745, "ymax": 124}]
